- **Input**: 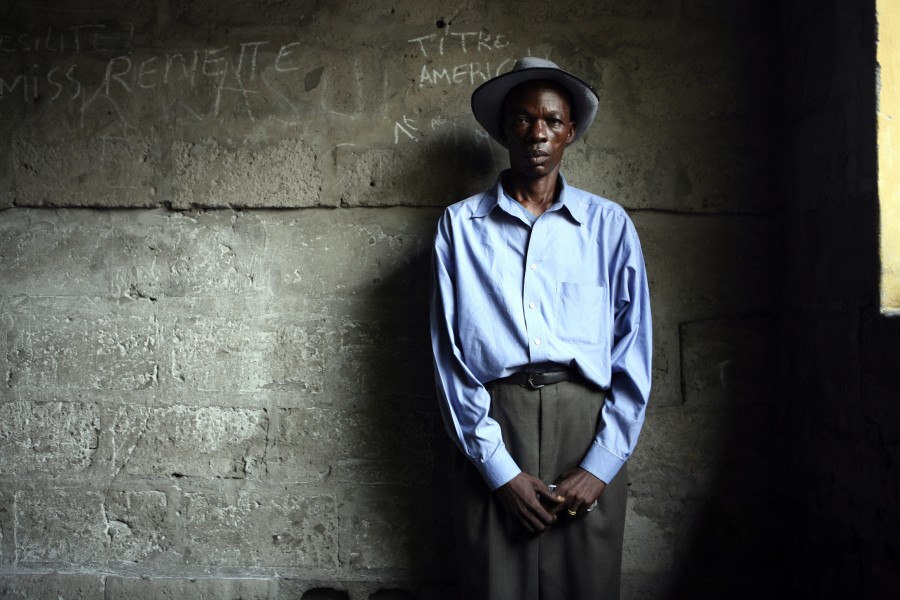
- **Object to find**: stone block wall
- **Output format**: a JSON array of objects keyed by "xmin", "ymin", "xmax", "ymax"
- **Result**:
[{"xmin": 0, "ymin": 1, "xmax": 783, "ymax": 598}]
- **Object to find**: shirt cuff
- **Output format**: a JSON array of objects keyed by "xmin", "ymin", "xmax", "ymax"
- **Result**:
[
  {"xmin": 477, "ymin": 447, "xmax": 521, "ymax": 491},
  {"xmin": 580, "ymin": 442, "xmax": 626, "ymax": 484}
]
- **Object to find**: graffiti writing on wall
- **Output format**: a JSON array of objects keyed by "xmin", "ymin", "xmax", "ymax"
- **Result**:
[
  {"xmin": 392, "ymin": 24, "xmax": 519, "ymax": 150},
  {"xmin": 407, "ymin": 27, "xmax": 512, "ymax": 88},
  {"xmin": 0, "ymin": 21, "xmax": 313, "ymax": 136}
]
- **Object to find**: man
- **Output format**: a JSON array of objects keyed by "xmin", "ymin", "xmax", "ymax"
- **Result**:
[{"xmin": 430, "ymin": 57, "xmax": 652, "ymax": 600}]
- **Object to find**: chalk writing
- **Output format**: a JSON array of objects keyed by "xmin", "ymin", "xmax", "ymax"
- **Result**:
[
  {"xmin": 394, "ymin": 115, "xmax": 419, "ymax": 143},
  {"xmin": 0, "ymin": 40, "xmax": 301, "ymax": 102},
  {"xmin": 274, "ymin": 42, "xmax": 302, "ymax": 72},
  {"xmin": 0, "ymin": 22, "xmax": 135, "ymax": 54},
  {"xmin": 391, "ymin": 25, "xmax": 522, "ymax": 148},
  {"xmin": 406, "ymin": 25, "xmax": 515, "ymax": 89},
  {"xmin": 392, "ymin": 111, "xmax": 500, "ymax": 158},
  {"xmin": 407, "ymin": 29, "xmax": 509, "ymax": 58},
  {"xmin": 0, "ymin": 34, "xmax": 309, "ymax": 134},
  {"xmin": 417, "ymin": 60, "xmax": 511, "ymax": 87}
]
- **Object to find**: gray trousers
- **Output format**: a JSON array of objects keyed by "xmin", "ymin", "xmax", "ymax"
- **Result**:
[{"xmin": 452, "ymin": 380, "xmax": 628, "ymax": 600}]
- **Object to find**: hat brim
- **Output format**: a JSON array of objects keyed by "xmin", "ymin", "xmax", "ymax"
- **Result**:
[{"xmin": 471, "ymin": 66, "xmax": 599, "ymax": 148}]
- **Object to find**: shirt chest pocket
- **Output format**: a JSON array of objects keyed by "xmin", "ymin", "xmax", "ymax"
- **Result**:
[{"xmin": 555, "ymin": 282, "xmax": 608, "ymax": 345}]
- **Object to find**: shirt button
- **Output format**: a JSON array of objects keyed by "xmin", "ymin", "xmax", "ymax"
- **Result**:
[
  {"xmin": 534, "ymin": 338, "xmax": 541, "ymax": 345},
  {"xmin": 529, "ymin": 302, "xmax": 536, "ymax": 309},
  {"xmin": 530, "ymin": 263, "xmax": 537, "ymax": 270}
]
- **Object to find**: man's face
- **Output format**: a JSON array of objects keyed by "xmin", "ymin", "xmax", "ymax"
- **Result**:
[{"xmin": 501, "ymin": 80, "xmax": 576, "ymax": 180}]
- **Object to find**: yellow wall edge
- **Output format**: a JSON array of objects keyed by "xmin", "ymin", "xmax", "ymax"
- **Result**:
[{"xmin": 878, "ymin": 0, "xmax": 900, "ymax": 313}]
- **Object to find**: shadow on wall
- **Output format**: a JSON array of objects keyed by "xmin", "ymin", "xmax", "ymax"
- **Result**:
[
  {"xmin": 411, "ymin": 132, "xmax": 506, "ymax": 206},
  {"xmin": 334, "ymin": 138, "xmax": 499, "ymax": 598},
  {"xmin": 348, "ymin": 117, "xmax": 505, "ymax": 210},
  {"xmin": 662, "ymin": 400, "xmax": 793, "ymax": 599},
  {"xmin": 302, "ymin": 588, "xmax": 418, "ymax": 600}
]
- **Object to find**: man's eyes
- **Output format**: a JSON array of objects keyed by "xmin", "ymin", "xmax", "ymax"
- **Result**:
[{"xmin": 513, "ymin": 117, "xmax": 563, "ymax": 126}]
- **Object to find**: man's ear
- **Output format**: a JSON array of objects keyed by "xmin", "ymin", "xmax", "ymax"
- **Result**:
[{"xmin": 566, "ymin": 122, "xmax": 577, "ymax": 145}]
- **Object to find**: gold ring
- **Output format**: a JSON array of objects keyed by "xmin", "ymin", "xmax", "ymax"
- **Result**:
[{"xmin": 567, "ymin": 508, "xmax": 577, "ymax": 516}]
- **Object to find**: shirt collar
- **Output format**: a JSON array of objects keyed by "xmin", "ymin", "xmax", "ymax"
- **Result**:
[{"xmin": 472, "ymin": 170, "xmax": 586, "ymax": 224}]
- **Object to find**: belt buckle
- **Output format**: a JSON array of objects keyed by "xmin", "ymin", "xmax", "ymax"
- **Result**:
[{"xmin": 526, "ymin": 372, "xmax": 545, "ymax": 390}]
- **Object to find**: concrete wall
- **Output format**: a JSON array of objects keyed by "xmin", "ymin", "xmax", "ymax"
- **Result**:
[
  {"xmin": 0, "ymin": 1, "xmax": 784, "ymax": 598},
  {"xmin": 781, "ymin": 0, "xmax": 900, "ymax": 597}
]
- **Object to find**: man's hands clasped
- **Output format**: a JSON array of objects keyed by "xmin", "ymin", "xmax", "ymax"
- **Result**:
[
  {"xmin": 495, "ymin": 472, "xmax": 564, "ymax": 534},
  {"xmin": 550, "ymin": 467, "xmax": 606, "ymax": 518},
  {"xmin": 495, "ymin": 467, "xmax": 607, "ymax": 534}
]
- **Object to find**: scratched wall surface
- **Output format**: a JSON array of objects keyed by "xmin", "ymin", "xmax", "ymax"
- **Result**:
[{"xmin": 0, "ymin": 1, "xmax": 784, "ymax": 599}]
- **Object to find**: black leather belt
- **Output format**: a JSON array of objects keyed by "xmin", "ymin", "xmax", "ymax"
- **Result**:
[{"xmin": 491, "ymin": 366, "xmax": 578, "ymax": 390}]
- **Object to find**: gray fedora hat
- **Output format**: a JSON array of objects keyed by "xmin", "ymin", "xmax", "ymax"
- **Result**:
[{"xmin": 471, "ymin": 57, "xmax": 599, "ymax": 148}]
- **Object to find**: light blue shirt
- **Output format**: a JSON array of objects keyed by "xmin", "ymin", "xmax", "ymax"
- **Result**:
[{"xmin": 430, "ymin": 172, "xmax": 652, "ymax": 490}]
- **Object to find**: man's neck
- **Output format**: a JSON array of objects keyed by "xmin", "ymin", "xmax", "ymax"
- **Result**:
[{"xmin": 503, "ymin": 169, "xmax": 562, "ymax": 217}]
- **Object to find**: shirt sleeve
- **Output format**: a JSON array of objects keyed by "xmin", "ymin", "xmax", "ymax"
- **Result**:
[
  {"xmin": 580, "ymin": 216, "xmax": 652, "ymax": 484},
  {"xmin": 430, "ymin": 212, "xmax": 522, "ymax": 491}
]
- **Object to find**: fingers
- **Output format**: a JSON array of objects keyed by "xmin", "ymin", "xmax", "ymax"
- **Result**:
[
  {"xmin": 554, "ymin": 496, "xmax": 591, "ymax": 517},
  {"xmin": 514, "ymin": 497, "xmax": 555, "ymax": 533},
  {"xmin": 534, "ymin": 483, "xmax": 565, "ymax": 504},
  {"xmin": 519, "ymin": 506, "xmax": 552, "ymax": 533},
  {"xmin": 549, "ymin": 480, "xmax": 589, "ymax": 515},
  {"xmin": 495, "ymin": 473, "xmax": 559, "ymax": 533},
  {"xmin": 552, "ymin": 467, "xmax": 606, "ymax": 517},
  {"xmin": 552, "ymin": 498, "xmax": 585, "ymax": 516},
  {"xmin": 497, "ymin": 470, "xmax": 606, "ymax": 530}
]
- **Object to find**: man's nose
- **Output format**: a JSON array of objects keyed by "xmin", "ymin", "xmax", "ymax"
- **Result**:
[{"xmin": 527, "ymin": 120, "xmax": 549, "ymax": 142}]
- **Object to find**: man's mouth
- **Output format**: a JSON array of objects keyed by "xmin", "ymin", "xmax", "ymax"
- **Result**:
[{"xmin": 528, "ymin": 151, "xmax": 550, "ymax": 166}]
